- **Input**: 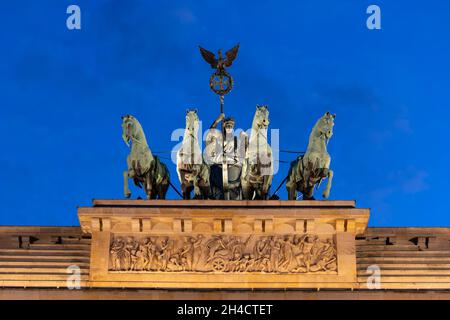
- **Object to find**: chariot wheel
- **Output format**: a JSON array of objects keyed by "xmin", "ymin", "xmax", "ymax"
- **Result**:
[{"xmin": 211, "ymin": 257, "xmax": 227, "ymax": 272}]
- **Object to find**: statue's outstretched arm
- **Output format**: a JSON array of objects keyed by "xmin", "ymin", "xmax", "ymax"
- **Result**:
[{"xmin": 210, "ymin": 113, "xmax": 225, "ymax": 129}]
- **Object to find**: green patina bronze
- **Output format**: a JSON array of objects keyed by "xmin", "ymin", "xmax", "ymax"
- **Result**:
[
  {"xmin": 286, "ymin": 112, "xmax": 335, "ymax": 200},
  {"xmin": 241, "ymin": 105, "xmax": 274, "ymax": 200},
  {"xmin": 176, "ymin": 110, "xmax": 210, "ymax": 199},
  {"xmin": 122, "ymin": 115, "xmax": 170, "ymax": 199}
]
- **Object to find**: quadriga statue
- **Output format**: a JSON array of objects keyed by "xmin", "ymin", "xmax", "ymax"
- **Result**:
[
  {"xmin": 286, "ymin": 112, "xmax": 335, "ymax": 200},
  {"xmin": 122, "ymin": 115, "xmax": 170, "ymax": 199}
]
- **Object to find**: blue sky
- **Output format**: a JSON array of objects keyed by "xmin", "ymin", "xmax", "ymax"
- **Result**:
[{"xmin": 1, "ymin": 0, "xmax": 449, "ymax": 227}]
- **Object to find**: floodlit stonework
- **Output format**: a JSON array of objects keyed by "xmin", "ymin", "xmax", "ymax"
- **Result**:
[{"xmin": 1, "ymin": 199, "xmax": 450, "ymax": 299}]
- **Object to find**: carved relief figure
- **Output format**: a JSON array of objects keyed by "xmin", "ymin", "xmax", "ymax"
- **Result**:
[
  {"xmin": 191, "ymin": 234, "xmax": 204, "ymax": 270},
  {"xmin": 269, "ymin": 236, "xmax": 282, "ymax": 272},
  {"xmin": 279, "ymin": 236, "xmax": 295, "ymax": 271},
  {"xmin": 157, "ymin": 238, "xmax": 173, "ymax": 271},
  {"xmin": 110, "ymin": 237, "xmax": 126, "ymax": 271}
]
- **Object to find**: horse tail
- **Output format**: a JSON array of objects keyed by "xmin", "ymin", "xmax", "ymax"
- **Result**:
[
  {"xmin": 161, "ymin": 159, "xmax": 170, "ymax": 183},
  {"xmin": 287, "ymin": 156, "xmax": 302, "ymax": 183},
  {"xmin": 154, "ymin": 156, "xmax": 170, "ymax": 185}
]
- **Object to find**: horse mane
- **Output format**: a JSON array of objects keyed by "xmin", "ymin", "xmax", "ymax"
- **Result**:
[
  {"xmin": 307, "ymin": 116, "xmax": 325, "ymax": 148},
  {"xmin": 248, "ymin": 108, "xmax": 269, "ymax": 146},
  {"xmin": 178, "ymin": 112, "xmax": 202, "ymax": 165},
  {"xmin": 129, "ymin": 117, "xmax": 153, "ymax": 159},
  {"xmin": 251, "ymin": 107, "xmax": 265, "ymax": 130},
  {"xmin": 246, "ymin": 108, "xmax": 272, "ymax": 169},
  {"xmin": 129, "ymin": 118, "xmax": 148, "ymax": 144}
]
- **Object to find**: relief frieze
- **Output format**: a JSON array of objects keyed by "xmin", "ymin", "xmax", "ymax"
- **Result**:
[{"xmin": 109, "ymin": 234, "xmax": 337, "ymax": 274}]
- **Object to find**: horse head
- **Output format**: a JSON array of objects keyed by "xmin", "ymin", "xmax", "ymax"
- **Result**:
[
  {"xmin": 253, "ymin": 105, "xmax": 270, "ymax": 129},
  {"xmin": 316, "ymin": 111, "xmax": 336, "ymax": 143},
  {"xmin": 121, "ymin": 115, "xmax": 136, "ymax": 147},
  {"xmin": 121, "ymin": 115, "xmax": 147, "ymax": 147},
  {"xmin": 185, "ymin": 109, "xmax": 199, "ymax": 134}
]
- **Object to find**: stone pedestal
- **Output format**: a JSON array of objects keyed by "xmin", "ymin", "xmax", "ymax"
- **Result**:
[{"xmin": 77, "ymin": 200, "xmax": 369, "ymax": 289}]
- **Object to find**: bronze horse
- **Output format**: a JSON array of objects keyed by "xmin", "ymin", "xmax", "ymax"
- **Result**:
[
  {"xmin": 241, "ymin": 105, "xmax": 273, "ymax": 200},
  {"xmin": 176, "ymin": 110, "xmax": 210, "ymax": 199},
  {"xmin": 286, "ymin": 112, "xmax": 335, "ymax": 200},
  {"xmin": 122, "ymin": 115, "xmax": 170, "ymax": 199}
]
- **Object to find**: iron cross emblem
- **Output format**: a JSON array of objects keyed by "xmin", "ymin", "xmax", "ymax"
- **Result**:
[{"xmin": 199, "ymin": 44, "xmax": 239, "ymax": 96}]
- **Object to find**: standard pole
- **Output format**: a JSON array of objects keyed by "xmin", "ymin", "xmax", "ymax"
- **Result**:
[{"xmin": 220, "ymin": 95, "xmax": 229, "ymax": 200}]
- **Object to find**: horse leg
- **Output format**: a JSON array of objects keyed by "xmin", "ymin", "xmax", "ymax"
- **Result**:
[
  {"xmin": 181, "ymin": 183, "xmax": 190, "ymax": 200},
  {"xmin": 249, "ymin": 185, "xmax": 257, "ymax": 200},
  {"xmin": 241, "ymin": 181, "xmax": 251, "ymax": 200},
  {"xmin": 258, "ymin": 185, "xmax": 265, "ymax": 200},
  {"xmin": 186, "ymin": 184, "xmax": 194, "ymax": 200},
  {"xmin": 200, "ymin": 183, "xmax": 210, "ymax": 199},
  {"xmin": 265, "ymin": 162, "xmax": 274, "ymax": 198},
  {"xmin": 123, "ymin": 171, "xmax": 131, "ymax": 198},
  {"xmin": 262, "ymin": 175, "xmax": 272, "ymax": 200},
  {"xmin": 322, "ymin": 169, "xmax": 334, "ymax": 199},
  {"xmin": 303, "ymin": 186, "xmax": 315, "ymax": 200},
  {"xmin": 286, "ymin": 182, "xmax": 297, "ymax": 200},
  {"xmin": 262, "ymin": 190, "xmax": 268, "ymax": 200},
  {"xmin": 150, "ymin": 186, "xmax": 157, "ymax": 199},
  {"xmin": 145, "ymin": 178, "xmax": 153, "ymax": 200},
  {"xmin": 193, "ymin": 176, "xmax": 201, "ymax": 199},
  {"xmin": 285, "ymin": 165, "xmax": 297, "ymax": 200},
  {"xmin": 200, "ymin": 165, "xmax": 211, "ymax": 200},
  {"xmin": 252, "ymin": 184, "xmax": 261, "ymax": 200},
  {"xmin": 151, "ymin": 178, "xmax": 160, "ymax": 199},
  {"xmin": 159, "ymin": 182, "xmax": 169, "ymax": 200}
]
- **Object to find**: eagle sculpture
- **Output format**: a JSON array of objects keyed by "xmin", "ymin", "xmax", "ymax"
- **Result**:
[{"xmin": 199, "ymin": 43, "xmax": 240, "ymax": 73}]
